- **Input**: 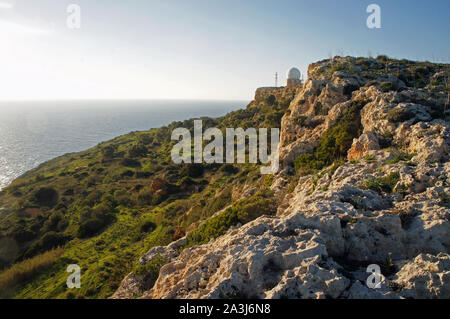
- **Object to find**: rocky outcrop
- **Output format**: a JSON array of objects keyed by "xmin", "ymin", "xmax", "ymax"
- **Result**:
[
  {"xmin": 143, "ymin": 217, "xmax": 348, "ymax": 299},
  {"xmin": 113, "ymin": 56, "xmax": 449, "ymax": 299},
  {"xmin": 347, "ymin": 132, "xmax": 380, "ymax": 160}
]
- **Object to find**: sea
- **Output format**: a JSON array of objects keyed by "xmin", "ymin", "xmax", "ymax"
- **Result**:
[{"xmin": 0, "ymin": 99, "xmax": 248, "ymax": 190}]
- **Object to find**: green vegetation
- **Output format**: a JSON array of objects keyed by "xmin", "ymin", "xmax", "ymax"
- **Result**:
[
  {"xmin": 186, "ymin": 191, "xmax": 275, "ymax": 247},
  {"xmin": 132, "ymin": 254, "xmax": 167, "ymax": 285},
  {"xmin": 385, "ymin": 152, "xmax": 416, "ymax": 165},
  {"xmin": 362, "ymin": 172, "xmax": 400, "ymax": 193}
]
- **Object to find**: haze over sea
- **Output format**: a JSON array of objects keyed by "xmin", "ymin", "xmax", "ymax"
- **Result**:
[{"xmin": 0, "ymin": 100, "xmax": 248, "ymax": 190}]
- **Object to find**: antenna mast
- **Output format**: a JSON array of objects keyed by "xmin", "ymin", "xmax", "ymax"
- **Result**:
[{"xmin": 275, "ymin": 72, "xmax": 278, "ymax": 87}]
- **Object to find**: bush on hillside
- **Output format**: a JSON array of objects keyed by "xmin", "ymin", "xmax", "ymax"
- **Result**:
[
  {"xmin": 140, "ymin": 220, "xmax": 157, "ymax": 234},
  {"xmin": 77, "ymin": 218, "xmax": 104, "ymax": 238},
  {"xmin": 24, "ymin": 232, "xmax": 71, "ymax": 259},
  {"xmin": 127, "ymin": 143, "xmax": 147, "ymax": 158},
  {"xmin": 32, "ymin": 187, "xmax": 58, "ymax": 207}
]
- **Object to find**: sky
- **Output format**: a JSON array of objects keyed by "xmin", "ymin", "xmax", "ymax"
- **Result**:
[{"xmin": 0, "ymin": 0, "xmax": 449, "ymax": 100}]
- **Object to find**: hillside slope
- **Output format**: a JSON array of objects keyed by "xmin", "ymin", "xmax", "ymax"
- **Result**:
[{"xmin": 0, "ymin": 95, "xmax": 289, "ymax": 298}]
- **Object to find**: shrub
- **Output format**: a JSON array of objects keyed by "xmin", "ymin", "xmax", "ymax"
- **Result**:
[
  {"xmin": 137, "ymin": 134, "xmax": 153, "ymax": 145},
  {"xmin": 120, "ymin": 170, "xmax": 135, "ymax": 178},
  {"xmin": 376, "ymin": 55, "xmax": 390, "ymax": 63},
  {"xmin": 294, "ymin": 153, "xmax": 325, "ymax": 171},
  {"xmin": 132, "ymin": 254, "xmax": 167, "ymax": 287},
  {"xmin": 219, "ymin": 164, "xmax": 238, "ymax": 175},
  {"xmin": 77, "ymin": 218, "xmax": 104, "ymax": 238},
  {"xmin": 186, "ymin": 207, "xmax": 238, "ymax": 247},
  {"xmin": 265, "ymin": 111, "xmax": 284, "ymax": 127},
  {"xmin": 140, "ymin": 220, "xmax": 157, "ymax": 233},
  {"xmin": 0, "ymin": 248, "xmax": 63, "ymax": 292},
  {"xmin": 84, "ymin": 190, "xmax": 103, "ymax": 207},
  {"xmin": 113, "ymin": 189, "xmax": 132, "ymax": 207},
  {"xmin": 24, "ymin": 232, "xmax": 71, "ymax": 258},
  {"xmin": 178, "ymin": 176, "xmax": 196, "ymax": 186},
  {"xmin": 314, "ymin": 102, "xmax": 328, "ymax": 115},
  {"xmin": 127, "ymin": 143, "xmax": 147, "ymax": 158},
  {"xmin": 234, "ymin": 196, "xmax": 274, "ymax": 224},
  {"xmin": 11, "ymin": 225, "xmax": 37, "ymax": 243},
  {"xmin": 379, "ymin": 82, "xmax": 395, "ymax": 92},
  {"xmin": 32, "ymin": 187, "xmax": 58, "ymax": 207},
  {"xmin": 187, "ymin": 163, "xmax": 204, "ymax": 178},
  {"xmin": 120, "ymin": 158, "xmax": 141, "ymax": 168},
  {"xmin": 41, "ymin": 213, "xmax": 64, "ymax": 233},
  {"xmin": 39, "ymin": 232, "xmax": 71, "ymax": 251},
  {"xmin": 187, "ymin": 195, "xmax": 274, "ymax": 247},
  {"xmin": 201, "ymin": 187, "xmax": 232, "ymax": 219},
  {"xmin": 387, "ymin": 108, "xmax": 414, "ymax": 123},
  {"xmin": 362, "ymin": 172, "xmax": 400, "ymax": 193},
  {"xmin": 101, "ymin": 145, "xmax": 117, "ymax": 159},
  {"xmin": 265, "ymin": 95, "xmax": 276, "ymax": 106},
  {"xmin": 136, "ymin": 186, "xmax": 154, "ymax": 206},
  {"xmin": 385, "ymin": 152, "xmax": 416, "ymax": 164}
]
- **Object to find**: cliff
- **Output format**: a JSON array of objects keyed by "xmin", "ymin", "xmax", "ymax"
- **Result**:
[{"xmin": 113, "ymin": 56, "xmax": 450, "ymax": 299}]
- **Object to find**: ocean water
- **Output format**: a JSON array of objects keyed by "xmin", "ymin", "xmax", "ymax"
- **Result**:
[{"xmin": 0, "ymin": 99, "xmax": 248, "ymax": 190}]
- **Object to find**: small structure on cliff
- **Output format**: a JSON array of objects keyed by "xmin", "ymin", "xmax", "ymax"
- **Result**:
[
  {"xmin": 252, "ymin": 67, "xmax": 303, "ymax": 106},
  {"xmin": 286, "ymin": 67, "xmax": 302, "ymax": 87}
]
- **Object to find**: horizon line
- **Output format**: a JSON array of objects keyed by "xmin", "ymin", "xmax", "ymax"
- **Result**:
[{"xmin": 0, "ymin": 97, "xmax": 252, "ymax": 103}]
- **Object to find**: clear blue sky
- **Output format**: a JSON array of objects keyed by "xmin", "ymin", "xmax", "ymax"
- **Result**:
[{"xmin": 0, "ymin": 0, "xmax": 449, "ymax": 100}]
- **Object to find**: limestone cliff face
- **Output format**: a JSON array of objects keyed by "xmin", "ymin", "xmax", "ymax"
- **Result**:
[
  {"xmin": 113, "ymin": 57, "xmax": 449, "ymax": 299},
  {"xmin": 252, "ymin": 86, "xmax": 301, "ymax": 107}
]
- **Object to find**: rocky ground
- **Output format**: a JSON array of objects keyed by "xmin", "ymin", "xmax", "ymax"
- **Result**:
[{"xmin": 113, "ymin": 56, "xmax": 449, "ymax": 299}]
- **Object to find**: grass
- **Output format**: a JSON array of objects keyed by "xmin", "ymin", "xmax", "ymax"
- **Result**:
[{"xmin": 0, "ymin": 248, "xmax": 63, "ymax": 295}]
